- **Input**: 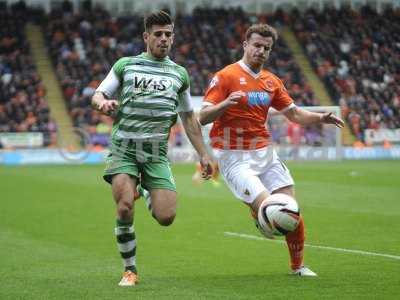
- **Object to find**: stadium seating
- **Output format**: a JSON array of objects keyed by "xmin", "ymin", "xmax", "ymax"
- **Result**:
[
  {"xmin": 2, "ymin": 2, "xmax": 399, "ymax": 148},
  {"xmin": 291, "ymin": 6, "xmax": 400, "ymax": 142},
  {"xmin": 174, "ymin": 8, "xmax": 319, "ymax": 106},
  {"xmin": 44, "ymin": 6, "xmax": 319, "ymax": 146},
  {"xmin": 0, "ymin": 5, "xmax": 56, "ymax": 146}
]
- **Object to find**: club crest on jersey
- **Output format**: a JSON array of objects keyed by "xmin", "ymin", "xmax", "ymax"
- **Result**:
[
  {"xmin": 265, "ymin": 79, "xmax": 275, "ymax": 91},
  {"xmin": 209, "ymin": 76, "xmax": 218, "ymax": 89},
  {"xmin": 239, "ymin": 77, "xmax": 247, "ymax": 85},
  {"xmin": 247, "ymin": 91, "xmax": 271, "ymax": 106}
]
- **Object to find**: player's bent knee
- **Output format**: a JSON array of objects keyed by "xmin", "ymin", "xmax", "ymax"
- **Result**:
[
  {"xmin": 154, "ymin": 209, "xmax": 176, "ymax": 226},
  {"xmin": 151, "ymin": 190, "xmax": 177, "ymax": 226},
  {"xmin": 158, "ymin": 215, "xmax": 175, "ymax": 226},
  {"xmin": 154, "ymin": 211, "xmax": 176, "ymax": 226}
]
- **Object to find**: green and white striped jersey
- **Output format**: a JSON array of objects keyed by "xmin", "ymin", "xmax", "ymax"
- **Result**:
[{"xmin": 97, "ymin": 52, "xmax": 192, "ymax": 148}]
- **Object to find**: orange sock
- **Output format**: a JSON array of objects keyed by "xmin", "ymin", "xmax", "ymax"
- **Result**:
[{"xmin": 285, "ymin": 217, "xmax": 305, "ymax": 270}]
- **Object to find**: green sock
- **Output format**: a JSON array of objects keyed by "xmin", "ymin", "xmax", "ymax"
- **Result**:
[{"xmin": 115, "ymin": 219, "xmax": 137, "ymax": 274}]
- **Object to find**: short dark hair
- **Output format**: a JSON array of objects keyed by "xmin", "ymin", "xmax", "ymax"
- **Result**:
[
  {"xmin": 245, "ymin": 24, "xmax": 278, "ymax": 44},
  {"xmin": 144, "ymin": 10, "xmax": 173, "ymax": 32}
]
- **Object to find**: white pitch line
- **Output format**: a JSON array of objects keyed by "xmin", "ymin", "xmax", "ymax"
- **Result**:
[{"xmin": 224, "ymin": 232, "xmax": 400, "ymax": 261}]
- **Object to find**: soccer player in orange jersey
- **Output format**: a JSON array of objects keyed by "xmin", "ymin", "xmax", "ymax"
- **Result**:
[{"xmin": 199, "ymin": 24, "xmax": 344, "ymax": 276}]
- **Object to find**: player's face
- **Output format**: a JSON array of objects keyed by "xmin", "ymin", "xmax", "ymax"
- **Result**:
[
  {"xmin": 143, "ymin": 24, "xmax": 174, "ymax": 59},
  {"xmin": 243, "ymin": 33, "xmax": 273, "ymax": 69}
]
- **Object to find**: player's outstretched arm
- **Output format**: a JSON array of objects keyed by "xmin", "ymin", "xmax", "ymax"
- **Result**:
[
  {"xmin": 283, "ymin": 106, "xmax": 344, "ymax": 128},
  {"xmin": 179, "ymin": 111, "xmax": 213, "ymax": 179},
  {"xmin": 199, "ymin": 91, "xmax": 246, "ymax": 125}
]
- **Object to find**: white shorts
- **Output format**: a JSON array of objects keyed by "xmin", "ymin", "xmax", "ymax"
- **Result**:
[{"xmin": 213, "ymin": 146, "xmax": 294, "ymax": 203}]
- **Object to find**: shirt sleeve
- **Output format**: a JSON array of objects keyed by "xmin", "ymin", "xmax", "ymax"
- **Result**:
[
  {"xmin": 178, "ymin": 66, "xmax": 190, "ymax": 93},
  {"xmin": 95, "ymin": 69, "xmax": 120, "ymax": 97},
  {"xmin": 271, "ymin": 78, "xmax": 294, "ymax": 112},
  {"xmin": 176, "ymin": 67, "xmax": 193, "ymax": 112},
  {"xmin": 96, "ymin": 57, "xmax": 129, "ymax": 97},
  {"xmin": 112, "ymin": 57, "xmax": 130, "ymax": 79},
  {"xmin": 177, "ymin": 88, "xmax": 193, "ymax": 112},
  {"xmin": 203, "ymin": 72, "xmax": 228, "ymax": 106}
]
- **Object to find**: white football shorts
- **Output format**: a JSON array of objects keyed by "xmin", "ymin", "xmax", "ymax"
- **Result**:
[{"xmin": 213, "ymin": 146, "xmax": 294, "ymax": 203}]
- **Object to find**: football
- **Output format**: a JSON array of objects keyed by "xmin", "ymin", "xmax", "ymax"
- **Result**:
[{"xmin": 257, "ymin": 193, "xmax": 300, "ymax": 239}]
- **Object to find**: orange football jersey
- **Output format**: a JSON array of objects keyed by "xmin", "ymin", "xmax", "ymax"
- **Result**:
[{"xmin": 203, "ymin": 60, "xmax": 294, "ymax": 150}]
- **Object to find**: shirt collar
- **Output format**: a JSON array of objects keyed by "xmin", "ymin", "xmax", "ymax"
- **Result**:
[{"xmin": 238, "ymin": 60, "xmax": 261, "ymax": 79}]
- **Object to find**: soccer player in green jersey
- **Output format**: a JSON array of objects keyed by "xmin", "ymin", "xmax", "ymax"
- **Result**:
[{"xmin": 92, "ymin": 11, "xmax": 213, "ymax": 286}]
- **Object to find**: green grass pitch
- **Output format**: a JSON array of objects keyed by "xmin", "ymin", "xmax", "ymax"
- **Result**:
[{"xmin": 1, "ymin": 161, "xmax": 399, "ymax": 299}]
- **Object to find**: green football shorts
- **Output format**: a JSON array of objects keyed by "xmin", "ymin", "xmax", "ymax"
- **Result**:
[{"xmin": 103, "ymin": 142, "xmax": 176, "ymax": 192}]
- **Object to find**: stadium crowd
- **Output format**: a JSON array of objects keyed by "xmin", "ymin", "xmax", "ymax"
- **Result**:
[
  {"xmin": 291, "ymin": 6, "xmax": 400, "ymax": 142},
  {"xmin": 44, "ymin": 5, "xmax": 319, "ymax": 147},
  {"xmin": 0, "ymin": 3, "xmax": 56, "ymax": 146},
  {"xmin": 3, "ymin": 1, "xmax": 397, "ymax": 147}
]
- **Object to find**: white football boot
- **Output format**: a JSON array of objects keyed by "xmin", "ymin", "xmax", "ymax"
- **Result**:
[{"xmin": 292, "ymin": 266, "xmax": 317, "ymax": 277}]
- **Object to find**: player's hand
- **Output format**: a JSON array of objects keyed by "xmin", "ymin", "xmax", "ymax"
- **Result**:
[
  {"xmin": 321, "ymin": 112, "xmax": 344, "ymax": 128},
  {"xmin": 199, "ymin": 155, "xmax": 213, "ymax": 180},
  {"xmin": 223, "ymin": 91, "xmax": 246, "ymax": 107},
  {"xmin": 97, "ymin": 99, "xmax": 119, "ymax": 116}
]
